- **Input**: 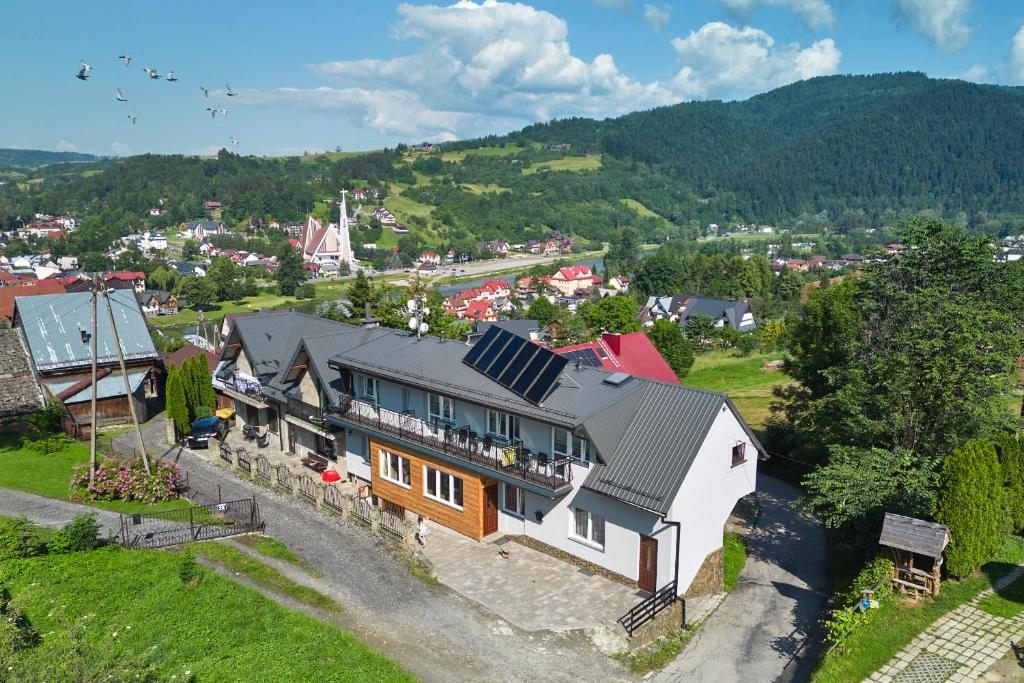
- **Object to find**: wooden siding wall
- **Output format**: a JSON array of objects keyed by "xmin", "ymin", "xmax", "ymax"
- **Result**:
[{"xmin": 369, "ymin": 438, "xmax": 492, "ymax": 540}]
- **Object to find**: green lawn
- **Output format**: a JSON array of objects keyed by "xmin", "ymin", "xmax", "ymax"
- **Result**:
[
  {"xmin": 978, "ymin": 572, "xmax": 1024, "ymax": 618},
  {"xmin": 461, "ymin": 182, "xmax": 510, "ymax": 195},
  {"xmin": 620, "ymin": 199, "xmax": 673, "ymax": 228},
  {"xmin": 235, "ymin": 534, "xmax": 323, "ymax": 576},
  {"xmin": 723, "ymin": 532, "xmax": 747, "ymax": 592},
  {"xmin": 813, "ymin": 536, "xmax": 1024, "ymax": 683},
  {"xmin": 684, "ymin": 351, "xmax": 792, "ymax": 429},
  {"xmin": 0, "ymin": 545, "xmax": 410, "ymax": 681},
  {"xmin": 522, "ymin": 155, "xmax": 602, "ymax": 174},
  {"xmin": 0, "ymin": 435, "xmax": 188, "ymax": 515},
  {"xmin": 441, "ymin": 144, "xmax": 524, "ymax": 162}
]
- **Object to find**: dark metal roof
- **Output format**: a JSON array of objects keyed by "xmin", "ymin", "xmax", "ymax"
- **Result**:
[
  {"xmin": 225, "ymin": 311, "xmax": 349, "ymax": 379},
  {"xmin": 879, "ymin": 513, "xmax": 950, "ymax": 559},
  {"xmin": 267, "ymin": 327, "xmax": 390, "ymax": 404}
]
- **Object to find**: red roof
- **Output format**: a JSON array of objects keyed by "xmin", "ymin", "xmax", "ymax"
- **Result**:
[
  {"xmin": 555, "ymin": 266, "xmax": 592, "ymax": 281},
  {"xmin": 104, "ymin": 271, "xmax": 145, "ymax": 282},
  {"xmin": 481, "ymin": 280, "xmax": 510, "ymax": 293},
  {"xmin": 463, "ymin": 301, "xmax": 495, "ymax": 320},
  {"xmin": 554, "ymin": 332, "xmax": 679, "ymax": 384},
  {"xmin": 0, "ymin": 271, "xmax": 38, "ymax": 286},
  {"xmin": 0, "ymin": 280, "xmax": 66, "ymax": 321},
  {"xmin": 162, "ymin": 343, "xmax": 219, "ymax": 374}
]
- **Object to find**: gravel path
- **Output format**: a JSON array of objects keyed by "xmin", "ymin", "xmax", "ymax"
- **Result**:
[
  {"xmin": 162, "ymin": 446, "xmax": 634, "ymax": 683},
  {"xmin": 0, "ymin": 488, "xmax": 122, "ymax": 536},
  {"xmin": 655, "ymin": 475, "xmax": 828, "ymax": 683}
]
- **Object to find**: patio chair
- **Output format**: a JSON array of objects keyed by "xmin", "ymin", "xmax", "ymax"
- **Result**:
[
  {"xmin": 242, "ymin": 424, "xmax": 257, "ymax": 442},
  {"xmin": 256, "ymin": 431, "xmax": 270, "ymax": 448}
]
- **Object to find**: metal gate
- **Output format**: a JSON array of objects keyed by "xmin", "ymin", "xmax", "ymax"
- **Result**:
[
  {"xmin": 275, "ymin": 465, "xmax": 292, "ymax": 492},
  {"xmin": 255, "ymin": 455, "xmax": 271, "ymax": 483},
  {"xmin": 323, "ymin": 484, "xmax": 344, "ymax": 513},
  {"xmin": 118, "ymin": 497, "xmax": 262, "ymax": 549},
  {"xmin": 298, "ymin": 474, "xmax": 317, "ymax": 503}
]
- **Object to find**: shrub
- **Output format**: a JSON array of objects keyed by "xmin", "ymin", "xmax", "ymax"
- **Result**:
[
  {"xmin": 842, "ymin": 556, "xmax": 894, "ymax": 606},
  {"xmin": 997, "ymin": 433, "xmax": 1024, "ymax": 534},
  {"xmin": 294, "ymin": 283, "xmax": 316, "ymax": 299},
  {"xmin": 0, "ymin": 584, "xmax": 39, "ymax": 657},
  {"xmin": 0, "ymin": 517, "xmax": 45, "ymax": 561},
  {"xmin": 21, "ymin": 432, "xmax": 72, "ymax": 456},
  {"xmin": 70, "ymin": 458, "xmax": 182, "ymax": 505},
  {"xmin": 937, "ymin": 439, "xmax": 1004, "ymax": 577},
  {"xmin": 734, "ymin": 333, "xmax": 758, "ymax": 356},
  {"xmin": 179, "ymin": 549, "xmax": 201, "ymax": 587},
  {"xmin": 824, "ymin": 607, "xmax": 870, "ymax": 648},
  {"xmin": 49, "ymin": 514, "xmax": 103, "ymax": 554}
]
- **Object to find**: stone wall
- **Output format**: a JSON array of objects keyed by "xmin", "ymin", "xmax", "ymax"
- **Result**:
[
  {"xmin": 629, "ymin": 599, "xmax": 684, "ymax": 647},
  {"xmin": 685, "ymin": 546, "xmax": 723, "ymax": 597}
]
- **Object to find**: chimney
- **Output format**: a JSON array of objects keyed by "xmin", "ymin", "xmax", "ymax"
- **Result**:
[
  {"xmin": 603, "ymin": 332, "xmax": 622, "ymax": 355},
  {"xmin": 361, "ymin": 302, "xmax": 380, "ymax": 329}
]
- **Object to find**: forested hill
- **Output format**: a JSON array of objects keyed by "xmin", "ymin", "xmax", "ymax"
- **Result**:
[
  {"xmin": 469, "ymin": 73, "xmax": 1024, "ymax": 220},
  {"xmin": 0, "ymin": 148, "xmax": 100, "ymax": 168}
]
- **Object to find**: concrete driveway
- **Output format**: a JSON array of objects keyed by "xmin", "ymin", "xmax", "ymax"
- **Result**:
[{"xmin": 656, "ymin": 475, "xmax": 828, "ymax": 683}]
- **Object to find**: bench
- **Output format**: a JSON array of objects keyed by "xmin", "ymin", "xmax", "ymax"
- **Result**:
[{"xmin": 301, "ymin": 453, "xmax": 328, "ymax": 474}]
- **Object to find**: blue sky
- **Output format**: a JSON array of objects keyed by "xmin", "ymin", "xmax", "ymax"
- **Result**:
[{"xmin": 1, "ymin": 0, "xmax": 1022, "ymax": 156}]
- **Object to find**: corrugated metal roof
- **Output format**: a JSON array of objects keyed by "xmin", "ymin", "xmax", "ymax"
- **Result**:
[
  {"xmin": 44, "ymin": 370, "xmax": 147, "ymax": 404},
  {"xmin": 228, "ymin": 311, "xmax": 350, "ymax": 379},
  {"xmin": 16, "ymin": 289, "xmax": 157, "ymax": 372},
  {"xmin": 267, "ymin": 326, "xmax": 390, "ymax": 403}
]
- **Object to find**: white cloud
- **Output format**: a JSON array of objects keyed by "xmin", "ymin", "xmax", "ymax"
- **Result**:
[
  {"xmin": 55, "ymin": 140, "xmax": 77, "ymax": 152},
  {"xmin": 670, "ymin": 22, "xmax": 840, "ymax": 99},
  {"xmin": 719, "ymin": 0, "xmax": 834, "ymax": 30},
  {"xmin": 1011, "ymin": 26, "xmax": 1024, "ymax": 84},
  {"xmin": 959, "ymin": 64, "xmax": 987, "ymax": 82},
  {"xmin": 892, "ymin": 0, "xmax": 971, "ymax": 52},
  {"xmin": 643, "ymin": 4, "xmax": 671, "ymax": 33},
  {"xmin": 111, "ymin": 141, "xmax": 131, "ymax": 156}
]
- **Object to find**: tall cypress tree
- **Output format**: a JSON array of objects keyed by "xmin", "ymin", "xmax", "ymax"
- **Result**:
[
  {"xmin": 936, "ymin": 440, "xmax": 1004, "ymax": 577},
  {"xmin": 166, "ymin": 366, "xmax": 190, "ymax": 439}
]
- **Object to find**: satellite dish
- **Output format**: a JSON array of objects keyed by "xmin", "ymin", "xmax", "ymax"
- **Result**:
[
  {"xmin": 406, "ymin": 300, "xmax": 417, "ymax": 311},
  {"xmin": 408, "ymin": 318, "xmax": 419, "ymax": 331},
  {"xmin": 419, "ymin": 322, "xmax": 429, "ymax": 334},
  {"xmin": 421, "ymin": 307, "xmax": 430, "ymax": 316}
]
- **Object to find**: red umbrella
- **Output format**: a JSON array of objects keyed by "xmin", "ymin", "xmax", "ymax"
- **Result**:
[{"xmin": 322, "ymin": 469, "xmax": 341, "ymax": 483}]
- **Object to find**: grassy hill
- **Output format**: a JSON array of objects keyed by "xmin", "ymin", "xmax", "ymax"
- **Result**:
[{"xmin": 0, "ymin": 148, "xmax": 100, "ymax": 168}]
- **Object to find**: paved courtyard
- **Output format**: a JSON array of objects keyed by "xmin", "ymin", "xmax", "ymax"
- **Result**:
[
  {"xmin": 421, "ymin": 524, "xmax": 643, "ymax": 633},
  {"xmin": 870, "ymin": 565, "xmax": 1024, "ymax": 683}
]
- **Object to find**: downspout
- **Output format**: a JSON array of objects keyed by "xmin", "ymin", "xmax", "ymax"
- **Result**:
[{"xmin": 662, "ymin": 517, "xmax": 685, "ymax": 627}]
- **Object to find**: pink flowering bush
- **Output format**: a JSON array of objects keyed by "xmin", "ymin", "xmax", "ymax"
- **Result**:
[{"xmin": 70, "ymin": 458, "xmax": 182, "ymax": 505}]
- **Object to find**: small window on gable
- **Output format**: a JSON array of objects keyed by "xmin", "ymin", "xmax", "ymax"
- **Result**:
[{"xmin": 731, "ymin": 442, "xmax": 746, "ymax": 468}]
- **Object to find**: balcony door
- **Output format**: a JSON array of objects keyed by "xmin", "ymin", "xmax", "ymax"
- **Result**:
[{"xmin": 639, "ymin": 535, "xmax": 658, "ymax": 594}]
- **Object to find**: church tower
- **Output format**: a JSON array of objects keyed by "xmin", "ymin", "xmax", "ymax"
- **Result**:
[{"xmin": 337, "ymin": 190, "xmax": 357, "ymax": 268}]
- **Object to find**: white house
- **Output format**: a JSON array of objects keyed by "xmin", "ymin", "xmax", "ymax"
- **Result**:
[{"xmin": 217, "ymin": 314, "xmax": 760, "ymax": 600}]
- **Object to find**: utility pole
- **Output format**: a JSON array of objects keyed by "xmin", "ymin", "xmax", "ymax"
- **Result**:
[
  {"xmin": 88, "ymin": 274, "xmax": 100, "ymax": 485},
  {"xmin": 102, "ymin": 287, "xmax": 152, "ymax": 474}
]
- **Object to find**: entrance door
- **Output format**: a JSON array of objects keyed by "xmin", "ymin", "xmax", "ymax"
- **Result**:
[
  {"xmin": 483, "ymin": 484, "xmax": 499, "ymax": 536},
  {"xmin": 639, "ymin": 535, "xmax": 658, "ymax": 594}
]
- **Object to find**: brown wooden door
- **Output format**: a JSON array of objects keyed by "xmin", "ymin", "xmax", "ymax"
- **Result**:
[
  {"xmin": 483, "ymin": 485, "xmax": 499, "ymax": 536},
  {"xmin": 639, "ymin": 535, "xmax": 658, "ymax": 594}
]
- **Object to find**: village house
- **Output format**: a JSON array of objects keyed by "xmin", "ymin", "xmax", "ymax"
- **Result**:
[
  {"xmin": 13, "ymin": 289, "xmax": 161, "ymax": 437},
  {"xmin": 554, "ymin": 332, "xmax": 679, "ymax": 384},
  {"xmin": 549, "ymin": 266, "xmax": 597, "ymax": 296},
  {"xmin": 374, "ymin": 207, "xmax": 397, "ymax": 225},
  {"xmin": 214, "ymin": 311, "xmax": 760, "ymax": 600},
  {"xmin": 418, "ymin": 251, "xmax": 441, "ymax": 266},
  {"xmin": 174, "ymin": 262, "xmax": 207, "ymax": 278},
  {"xmin": 179, "ymin": 219, "xmax": 227, "ymax": 240},
  {"xmin": 203, "ymin": 200, "xmax": 223, "ymax": 219},
  {"xmin": 640, "ymin": 295, "xmax": 757, "ymax": 332},
  {"xmin": 461, "ymin": 300, "xmax": 497, "ymax": 322},
  {"xmin": 104, "ymin": 271, "xmax": 147, "ymax": 294},
  {"xmin": 135, "ymin": 290, "xmax": 180, "ymax": 317},
  {"xmin": 148, "ymin": 207, "xmax": 162, "ymax": 217}
]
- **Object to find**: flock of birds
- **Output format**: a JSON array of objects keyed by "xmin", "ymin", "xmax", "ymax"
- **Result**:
[{"xmin": 75, "ymin": 55, "xmax": 240, "ymax": 147}]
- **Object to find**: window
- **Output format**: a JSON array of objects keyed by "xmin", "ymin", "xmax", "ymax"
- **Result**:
[
  {"xmin": 502, "ymin": 483, "xmax": 525, "ymax": 516},
  {"xmin": 731, "ymin": 443, "xmax": 746, "ymax": 468},
  {"xmin": 572, "ymin": 508, "xmax": 605, "ymax": 550},
  {"xmin": 553, "ymin": 428, "xmax": 592, "ymax": 463},
  {"xmin": 360, "ymin": 376, "xmax": 379, "ymax": 405},
  {"xmin": 486, "ymin": 410, "xmax": 519, "ymax": 442},
  {"xmin": 424, "ymin": 466, "xmax": 464, "ymax": 509},
  {"xmin": 428, "ymin": 393, "xmax": 455, "ymax": 426},
  {"xmin": 379, "ymin": 450, "xmax": 410, "ymax": 488}
]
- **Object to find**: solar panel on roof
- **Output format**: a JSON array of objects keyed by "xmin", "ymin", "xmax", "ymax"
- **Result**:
[
  {"xmin": 462, "ymin": 326, "xmax": 567, "ymax": 404},
  {"xmin": 558, "ymin": 347, "xmax": 603, "ymax": 368}
]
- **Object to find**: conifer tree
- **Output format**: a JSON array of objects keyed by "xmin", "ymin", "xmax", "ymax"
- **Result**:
[
  {"xmin": 937, "ymin": 440, "xmax": 1004, "ymax": 577},
  {"xmin": 166, "ymin": 366, "xmax": 190, "ymax": 439}
]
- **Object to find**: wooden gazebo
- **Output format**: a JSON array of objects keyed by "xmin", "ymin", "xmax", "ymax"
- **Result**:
[{"xmin": 879, "ymin": 513, "xmax": 951, "ymax": 597}]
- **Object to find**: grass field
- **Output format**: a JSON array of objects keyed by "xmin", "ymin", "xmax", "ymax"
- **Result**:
[
  {"xmin": 0, "ymin": 435, "xmax": 188, "ymax": 515},
  {"xmin": 0, "ymin": 545, "xmax": 410, "ymax": 681},
  {"xmin": 522, "ymin": 155, "xmax": 602, "ymax": 174},
  {"xmin": 684, "ymin": 351, "xmax": 791, "ymax": 429},
  {"xmin": 461, "ymin": 182, "xmax": 510, "ymax": 195},
  {"xmin": 978, "ymin": 571, "xmax": 1024, "ymax": 618},
  {"xmin": 813, "ymin": 536, "xmax": 1024, "ymax": 683},
  {"xmin": 441, "ymin": 144, "xmax": 524, "ymax": 162},
  {"xmin": 723, "ymin": 532, "xmax": 747, "ymax": 591}
]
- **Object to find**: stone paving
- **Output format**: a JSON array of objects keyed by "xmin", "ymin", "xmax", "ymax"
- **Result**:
[
  {"xmin": 869, "ymin": 566, "xmax": 1024, "ymax": 683},
  {"xmin": 421, "ymin": 523, "xmax": 643, "ymax": 633}
]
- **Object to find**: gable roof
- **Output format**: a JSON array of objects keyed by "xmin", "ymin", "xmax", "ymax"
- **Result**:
[
  {"xmin": 15, "ymin": 289, "xmax": 158, "ymax": 372},
  {"xmin": 221, "ymin": 310, "xmax": 355, "ymax": 380},
  {"xmin": 554, "ymin": 266, "xmax": 592, "ymax": 281},
  {"xmin": 677, "ymin": 295, "xmax": 753, "ymax": 331},
  {"xmin": 879, "ymin": 513, "xmax": 950, "ymax": 559},
  {"xmin": 554, "ymin": 332, "xmax": 679, "ymax": 385},
  {"xmin": 163, "ymin": 343, "xmax": 218, "ymax": 373},
  {"xmin": 0, "ymin": 280, "xmax": 66, "ymax": 322}
]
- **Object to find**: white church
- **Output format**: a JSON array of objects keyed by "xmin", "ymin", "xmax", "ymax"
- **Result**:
[{"xmin": 298, "ymin": 190, "xmax": 359, "ymax": 270}]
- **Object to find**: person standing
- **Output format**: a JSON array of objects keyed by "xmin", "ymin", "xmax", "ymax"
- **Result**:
[{"xmin": 416, "ymin": 516, "xmax": 430, "ymax": 546}]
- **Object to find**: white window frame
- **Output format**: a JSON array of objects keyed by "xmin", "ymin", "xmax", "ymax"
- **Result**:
[
  {"xmin": 423, "ymin": 465, "xmax": 464, "ymax": 510},
  {"xmin": 428, "ymin": 393, "xmax": 455, "ymax": 426},
  {"xmin": 553, "ymin": 428, "xmax": 593, "ymax": 464},
  {"xmin": 360, "ymin": 375, "xmax": 380, "ymax": 406},
  {"xmin": 378, "ymin": 449, "xmax": 410, "ymax": 488},
  {"xmin": 486, "ymin": 409, "xmax": 519, "ymax": 442},
  {"xmin": 502, "ymin": 482, "xmax": 526, "ymax": 517},
  {"xmin": 570, "ymin": 507, "xmax": 606, "ymax": 551}
]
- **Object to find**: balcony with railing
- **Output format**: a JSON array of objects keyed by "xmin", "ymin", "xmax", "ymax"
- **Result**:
[
  {"xmin": 286, "ymin": 396, "xmax": 324, "ymax": 425},
  {"xmin": 214, "ymin": 370, "xmax": 268, "ymax": 408},
  {"xmin": 326, "ymin": 394, "xmax": 573, "ymax": 494}
]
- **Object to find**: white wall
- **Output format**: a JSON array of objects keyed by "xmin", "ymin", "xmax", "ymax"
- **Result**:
[{"xmin": 666, "ymin": 404, "xmax": 758, "ymax": 595}]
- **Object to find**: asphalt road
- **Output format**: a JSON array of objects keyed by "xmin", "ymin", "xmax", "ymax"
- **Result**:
[{"xmin": 655, "ymin": 475, "xmax": 828, "ymax": 683}]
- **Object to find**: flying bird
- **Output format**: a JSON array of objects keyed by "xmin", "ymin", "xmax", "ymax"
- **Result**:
[
  {"xmin": 225, "ymin": 84, "xmax": 236, "ymax": 96},
  {"xmin": 115, "ymin": 88, "xmax": 127, "ymax": 102},
  {"xmin": 166, "ymin": 71, "xmax": 178, "ymax": 82},
  {"xmin": 118, "ymin": 54, "xmax": 132, "ymax": 67},
  {"xmin": 80, "ymin": 60, "xmax": 92, "ymax": 74},
  {"xmin": 143, "ymin": 67, "xmax": 159, "ymax": 79},
  {"xmin": 75, "ymin": 66, "xmax": 90, "ymax": 81},
  {"xmin": 200, "ymin": 86, "xmax": 209, "ymax": 98},
  {"xmin": 219, "ymin": 107, "xmax": 228, "ymax": 117},
  {"xmin": 206, "ymin": 107, "xmax": 218, "ymax": 119},
  {"xmin": 128, "ymin": 114, "xmax": 137, "ymax": 126},
  {"xmin": 230, "ymin": 137, "xmax": 239, "ymax": 147}
]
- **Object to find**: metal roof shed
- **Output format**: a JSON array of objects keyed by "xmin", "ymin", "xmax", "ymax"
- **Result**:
[{"xmin": 879, "ymin": 513, "xmax": 950, "ymax": 597}]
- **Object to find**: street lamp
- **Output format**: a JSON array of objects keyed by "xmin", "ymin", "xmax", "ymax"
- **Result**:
[{"xmin": 406, "ymin": 297, "xmax": 430, "ymax": 340}]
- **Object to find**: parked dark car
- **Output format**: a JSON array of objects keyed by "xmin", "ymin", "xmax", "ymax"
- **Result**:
[{"xmin": 186, "ymin": 416, "xmax": 227, "ymax": 449}]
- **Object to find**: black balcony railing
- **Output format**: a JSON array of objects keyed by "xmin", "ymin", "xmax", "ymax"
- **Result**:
[
  {"xmin": 287, "ymin": 396, "xmax": 323, "ymax": 424},
  {"xmin": 216, "ymin": 371, "xmax": 265, "ymax": 401},
  {"xmin": 327, "ymin": 394, "xmax": 572, "ymax": 491}
]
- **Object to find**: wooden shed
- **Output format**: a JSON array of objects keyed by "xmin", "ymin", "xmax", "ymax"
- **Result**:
[{"xmin": 879, "ymin": 513, "xmax": 950, "ymax": 597}]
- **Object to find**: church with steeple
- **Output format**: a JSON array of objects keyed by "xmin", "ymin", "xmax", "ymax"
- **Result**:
[{"xmin": 297, "ymin": 190, "xmax": 358, "ymax": 270}]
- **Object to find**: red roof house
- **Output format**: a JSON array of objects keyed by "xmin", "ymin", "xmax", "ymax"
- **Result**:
[
  {"xmin": 0, "ymin": 280, "xmax": 67, "ymax": 323},
  {"xmin": 554, "ymin": 332, "xmax": 680, "ymax": 384}
]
